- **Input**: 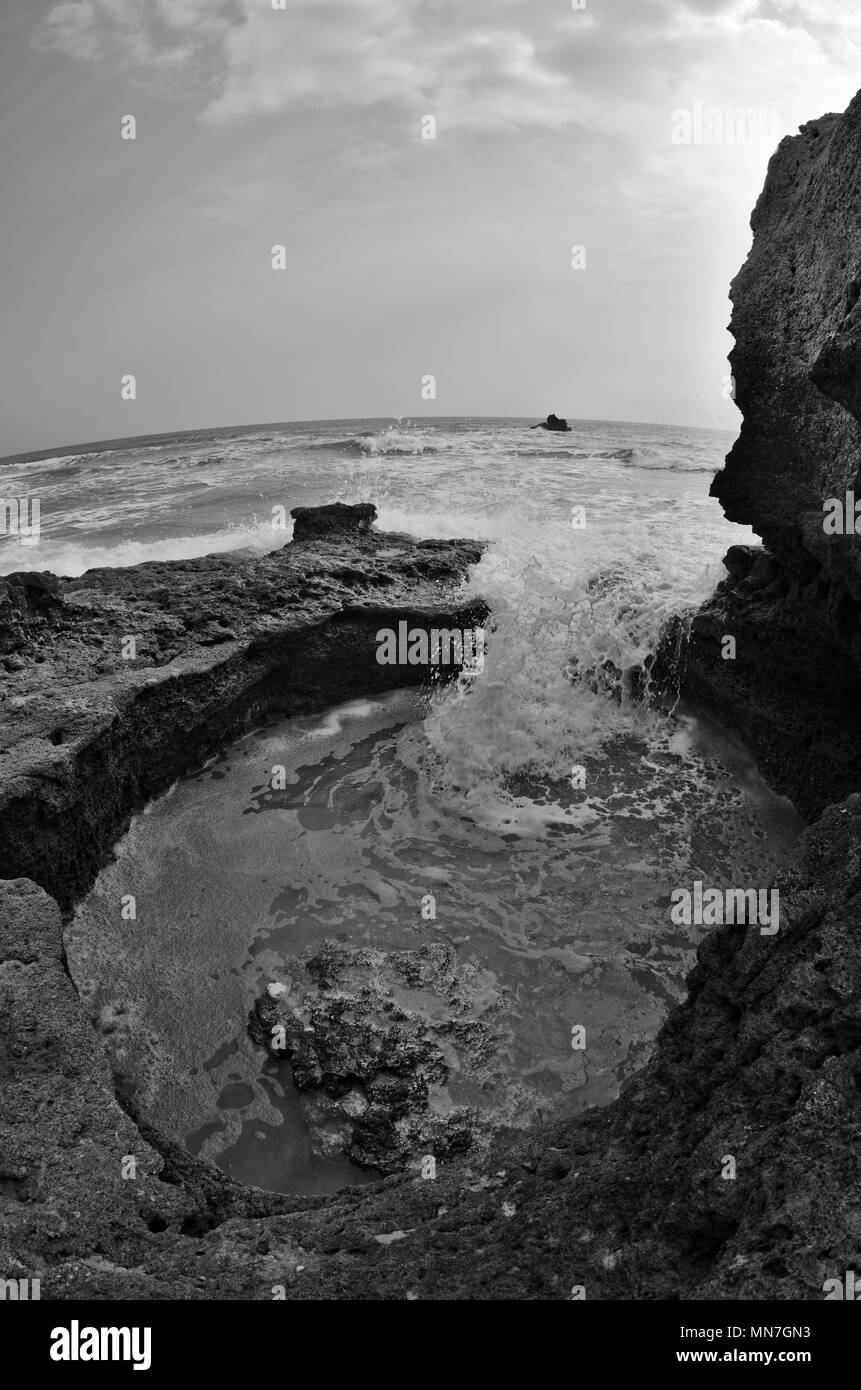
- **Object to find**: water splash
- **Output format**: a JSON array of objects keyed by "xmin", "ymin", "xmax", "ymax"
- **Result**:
[{"xmin": 396, "ymin": 511, "xmax": 722, "ymax": 834}]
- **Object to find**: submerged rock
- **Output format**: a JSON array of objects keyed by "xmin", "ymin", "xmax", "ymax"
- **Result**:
[{"xmin": 249, "ymin": 941, "xmax": 527, "ymax": 1174}]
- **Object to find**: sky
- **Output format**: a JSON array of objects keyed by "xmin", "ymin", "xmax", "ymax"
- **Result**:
[{"xmin": 1, "ymin": 0, "xmax": 860, "ymax": 456}]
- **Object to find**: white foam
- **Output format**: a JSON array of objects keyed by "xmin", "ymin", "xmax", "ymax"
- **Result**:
[
  {"xmin": 0, "ymin": 522, "xmax": 287, "ymax": 578},
  {"xmin": 306, "ymin": 698, "xmax": 386, "ymax": 739},
  {"xmin": 12, "ymin": 450, "xmax": 107, "ymax": 469},
  {"xmin": 385, "ymin": 510, "xmax": 731, "ymax": 835},
  {"xmin": 353, "ymin": 424, "xmax": 443, "ymax": 456}
]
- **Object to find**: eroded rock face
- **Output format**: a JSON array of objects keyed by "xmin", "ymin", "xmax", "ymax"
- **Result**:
[
  {"xmin": 714, "ymin": 103, "xmax": 861, "ymax": 559},
  {"xmin": 249, "ymin": 941, "xmax": 519, "ymax": 1174},
  {"xmin": 683, "ymin": 95, "xmax": 861, "ymax": 816},
  {"xmin": 0, "ymin": 572, "xmax": 64, "ymax": 659}
]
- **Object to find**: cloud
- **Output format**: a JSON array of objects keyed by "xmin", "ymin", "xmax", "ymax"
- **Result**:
[
  {"xmin": 201, "ymin": 3, "xmax": 596, "ymax": 129},
  {"xmin": 36, "ymin": 0, "xmax": 861, "ymax": 132},
  {"xmin": 35, "ymin": 0, "xmax": 597, "ymax": 127},
  {"xmin": 38, "ymin": 0, "xmax": 234, "ymax": 69},
  {"xmin": 40, "ymin": 0, "xmax": 104, "ymax": 62}
]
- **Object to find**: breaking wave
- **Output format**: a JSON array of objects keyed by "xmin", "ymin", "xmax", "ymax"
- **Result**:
[
  {"xmin": 0, "ymin": 521, "xmax": 285, "ymax": 578},
  {"xmin": 323, "ymin": 427, "xmax": 444, "ymax": 457}
]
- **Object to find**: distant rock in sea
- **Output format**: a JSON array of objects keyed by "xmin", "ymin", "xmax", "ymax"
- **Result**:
[{"xmin": 531, "ymin": 413, "xmax": 572, "ymax": 432}]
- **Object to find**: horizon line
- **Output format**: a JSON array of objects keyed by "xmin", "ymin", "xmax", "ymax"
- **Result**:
[{"xmin": 0, "ymin": 414, "xmax": 738, "ymax": 467}]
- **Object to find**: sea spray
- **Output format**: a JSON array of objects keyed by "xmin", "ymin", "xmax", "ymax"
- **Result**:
[{"xmin": 396, "ymin": 513, "xmax": 720, "ymax": 836}]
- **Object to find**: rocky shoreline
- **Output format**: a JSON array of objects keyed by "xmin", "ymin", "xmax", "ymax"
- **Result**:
[
  {"xmin": 2, "ymin": 96, "xmax": 861, "ymax": 1300},
  {"xmin": 0, "ymin": 503, "xmax": 486, "ymax": 908}
]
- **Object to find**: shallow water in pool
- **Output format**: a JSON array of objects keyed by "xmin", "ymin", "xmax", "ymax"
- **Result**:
[{"xmin": 67, "ymin": 686, "xmax": 802, "ymax": 1194}]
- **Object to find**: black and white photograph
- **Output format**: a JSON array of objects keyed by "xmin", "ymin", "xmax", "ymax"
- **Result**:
[{"xmin": 1, "ymin": 0, "xmax": 859, "ymax": 1354}]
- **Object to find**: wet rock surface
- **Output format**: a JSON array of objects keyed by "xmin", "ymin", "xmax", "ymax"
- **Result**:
[{"xmin": 249, "ymin": 941, "xmax": 524, "ymax": 1174}]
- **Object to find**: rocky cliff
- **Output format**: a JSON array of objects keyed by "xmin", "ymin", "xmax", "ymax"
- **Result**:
[{"xmin": 683, "ymin": 92, "xmax": 861, "ymax": 819}]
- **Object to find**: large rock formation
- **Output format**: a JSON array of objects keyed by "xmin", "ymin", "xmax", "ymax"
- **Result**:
[{"xmin": 683, "ymin": 93, "xmax": 861, "ymax": 818}]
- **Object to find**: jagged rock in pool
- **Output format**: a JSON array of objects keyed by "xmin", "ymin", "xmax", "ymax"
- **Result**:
[
  {"xmin": 531, "ymin": 413, "xmax": 572, "ymax": 432},
  {"xmin": 248, "ymin": 940, "xmax": 533, "ymax": 1175}
]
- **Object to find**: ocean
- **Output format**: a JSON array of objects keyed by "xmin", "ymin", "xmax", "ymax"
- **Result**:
[
  {"xmin": 2, "ymin": 414, "xmax": 744, "ymax": 578},
  {"xmin": 3, "ymin": 417, "xmax": 805, "ymax": 1193}
]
